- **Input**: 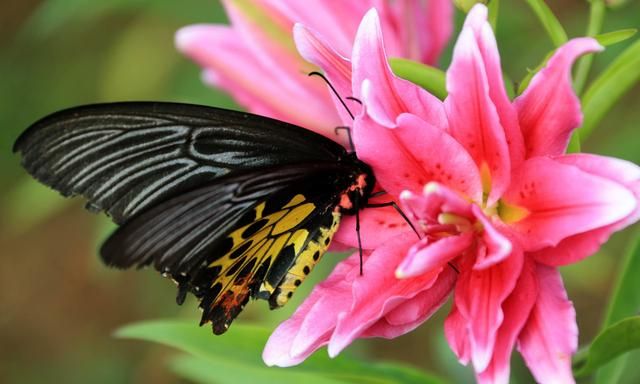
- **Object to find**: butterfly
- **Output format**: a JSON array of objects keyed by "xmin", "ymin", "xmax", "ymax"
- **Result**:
[{"xmin": 13, "ymin": 102, "xmax": 375, "ymax": 334}]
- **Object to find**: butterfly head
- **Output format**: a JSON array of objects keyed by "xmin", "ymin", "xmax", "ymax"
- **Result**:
[{"xmin": 336, "ymin": 158, "xmax": 375, "ymax": 215}]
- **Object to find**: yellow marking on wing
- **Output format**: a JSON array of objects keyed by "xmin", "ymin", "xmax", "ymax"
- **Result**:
[
  {"xmin": 272, "ymin": 203, "xmax": 315, "ymax": 235},
  {"xmin": 271, "ymin": 212, "xmax": 341, "ymax": 307},
  {"xmin": 227, "ymin": 211, "xmax": 286, "ymax": 247},
  {"xmin": 205, "ymin": 194, "xmax": 318, "ymax": 305},
  {"xmin": 283, "ymin": 194, "xmax": 306, "ymax": 208},
  {"xmin": 254, "ymin": 202, "xmax": 265, "ymax": 219}
]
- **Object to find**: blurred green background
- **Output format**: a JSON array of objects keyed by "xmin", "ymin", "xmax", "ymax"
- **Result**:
[{"xmin": 0, "ymin": 1, "xmax": 638, "ymax": 383}]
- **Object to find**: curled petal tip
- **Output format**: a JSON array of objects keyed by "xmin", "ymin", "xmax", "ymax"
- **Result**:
[
  {"xmin": 465, "ymin": 3, "xmax": 489, "ymax": 23},
  {"xmin": 361, "ymin": 7, "xmax": 382, "ymax": 27},
  {"xmin": 174, "ymin": 25, "xmax": 206, "ymax": 53}
]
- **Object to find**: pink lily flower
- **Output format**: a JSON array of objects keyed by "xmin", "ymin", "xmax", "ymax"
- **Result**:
[
  {"xmin": 175, "ymin": 0, "xmax": 453, "ymax": 145},
  {"xmin": 263, "ymin": 5, "xmax": 640, "ymax": 383}
]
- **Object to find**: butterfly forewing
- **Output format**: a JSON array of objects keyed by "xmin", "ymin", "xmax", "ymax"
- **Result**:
[{"xmin": 13, "ymin": 102, "xmax": 346, "ymax": 224}]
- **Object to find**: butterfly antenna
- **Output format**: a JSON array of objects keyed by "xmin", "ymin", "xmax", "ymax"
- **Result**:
[
  {"xmin": 365, "ymin": 201, "xmax": 421, "ymax": 239},
  {"xmin": 308, "ymin": 71, "xmax": 355, "ymax": 120},
  {"xmin": 346, "ymin": 96, "xmax": 362, "ymax": 105},
  {"xmin": 369, "ymin": 190, "xmax": 387, "ymax": 198},
  {"xmin": 368, "ymin": 193, "xmax": 460, "ymax": 275},
  {"xmin": 355, "ymin": 195, "xmax": 364, "ymax": 276},
  {"xmin": 334, "ymin": 126, "xmax": 356, "ymax": 153}
]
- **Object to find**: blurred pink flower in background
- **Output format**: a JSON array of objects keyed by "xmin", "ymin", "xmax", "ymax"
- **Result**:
[
  {"xmin": 263, "ymin": 5, "xmax": 640, "ymax": 384},
  {"xmin": 175, "ymin": 0, "xmax": 453, "ymax": 145}
]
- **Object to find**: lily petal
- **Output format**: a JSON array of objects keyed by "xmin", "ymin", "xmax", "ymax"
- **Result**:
[
  {"xmin": 445, "ymin": 304, "xmax": 471, "ymax": 365},
  {"xmin": 531, "ymin": 154, "xmax": 640, "ymax": 265},
  {"xmin": 355, "ymin": 113, "xmax": 482, "ymax": 201},
  {"xmin": 328, "ymin": 233, "xmax": 443, "ymax": 356},
  {"xmin": 293, "ymin": 23, "xmax": 358, "ymax": 128},
  {"xmin": 175, "ymin": 24, "xmax": 340, "ymax": 137},
  {"xmin": 263, "ymin": 0, "xmax": 370, "ymax": 56},
  {"xmin": 462, "ymin": 4, "xmax": 525, "ymax": 170},
  {"xmin": 415, "ymin": 0, "xmax": 454, "ymax": 65},
  {"xmin": 334, "ymin": 205, "xmax": 410, "ymax": 250},
  {"xmin": 471, "ymin": 206, "xmax": 513, "ymax": 270},
  {"xmin": 455, "ymin": 246, "xmax": 523, "ymax": 372},
  {"xmin": 361, "ymin": 267, "xmax": 457, "ymax": 338},
  {"xmin": 476, "ymin": 258, "xmax": 537, "ymax": 384},
  {"xmin": 518, "ymin": 265, "xmax": 577, "ymax": 384},
  {"xmin": 263, "ymin": 255, "xmax": 359, "ymax": 367},
  {"xmin": 515, "ymin": 38, "xmax": 603, "ymax": 157},
  {"xmin": 397, "ymin": 232, "xmax": 474, "ymax": 278},
  {"xmin": 444, "ymin": 24, "xmax": 511, "ymax": 205},
  {"xmin": 352, "ymin": 9, "xmax": 447, "ymax": 129},
  {"xmin": 265, "ymin": 232, "xmax": 452, "ymax": 365},
  {"xmin": 504, "ymin": 157, "xmax": 637, "ymax": 251}
]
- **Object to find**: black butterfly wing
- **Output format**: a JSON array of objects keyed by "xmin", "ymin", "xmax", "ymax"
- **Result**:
[
  {"xmin": 14, "ymin": 102, "xmax": 373, "ymax": 334},
  {"xmin": 101, "ymin": 163, "xmax": 350, "ymax": 334},
  {"xmin": 13, "ymin": 102, "xmax": 346, "ymax": 224}
]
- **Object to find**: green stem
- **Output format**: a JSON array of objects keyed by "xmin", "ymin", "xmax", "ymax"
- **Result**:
[{"xmin": 573, "ymin": 0, "xmax": 606, "ymax": 95}]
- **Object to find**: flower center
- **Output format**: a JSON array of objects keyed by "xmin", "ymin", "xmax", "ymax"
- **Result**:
[
  {"xmin": 496, "ymin": 199, "xmax": 530, "ymax": 223},
  {"xmin": 437, "ymin": 212, "xmax": 474, "ymax": 232}
]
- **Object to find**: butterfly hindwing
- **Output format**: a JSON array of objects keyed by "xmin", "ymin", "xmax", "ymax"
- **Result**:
[{"xmin": 101, "ymin": 163, "xmax": 351, "ymax": 333}]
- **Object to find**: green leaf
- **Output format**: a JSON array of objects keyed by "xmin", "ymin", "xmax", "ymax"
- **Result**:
[
  {"xmin": 116, "ymin": 320, "xmax": 447, "ymax": 384},
  {"xmin": 566, "ymin": 129, "xmax": 581, "ymax": 153},
  {"xmin": 488, "ymin": 0, "xmax": 500, "ymax": 31},
  {"xmin": 170, "ymin": 355, "xmax": 357, "ymax": 384},
  {"xmin": 602, "ymin": 231, "xmax": 640, "ymax": 327},
  {"xmin": 594, "ymin": 29, "xmax": 637, "ymax": 47},
  {"xmin": 579, "ymin": 39, "xmax": 640, "ymax": 139},
  {"xmin": 573, "ymin": 316, "xmax": 640, "ymax": 377},
  {"xmin": 593, "ymin": 230, "xmax": 640, "ymax": 383},
  {"xmin": 524, "ymin": 0, "xmax": 568, "ymax": 47},
  {"xmin": 389, "ymin": 58, "xmax": 447, "ymax": 100}
]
